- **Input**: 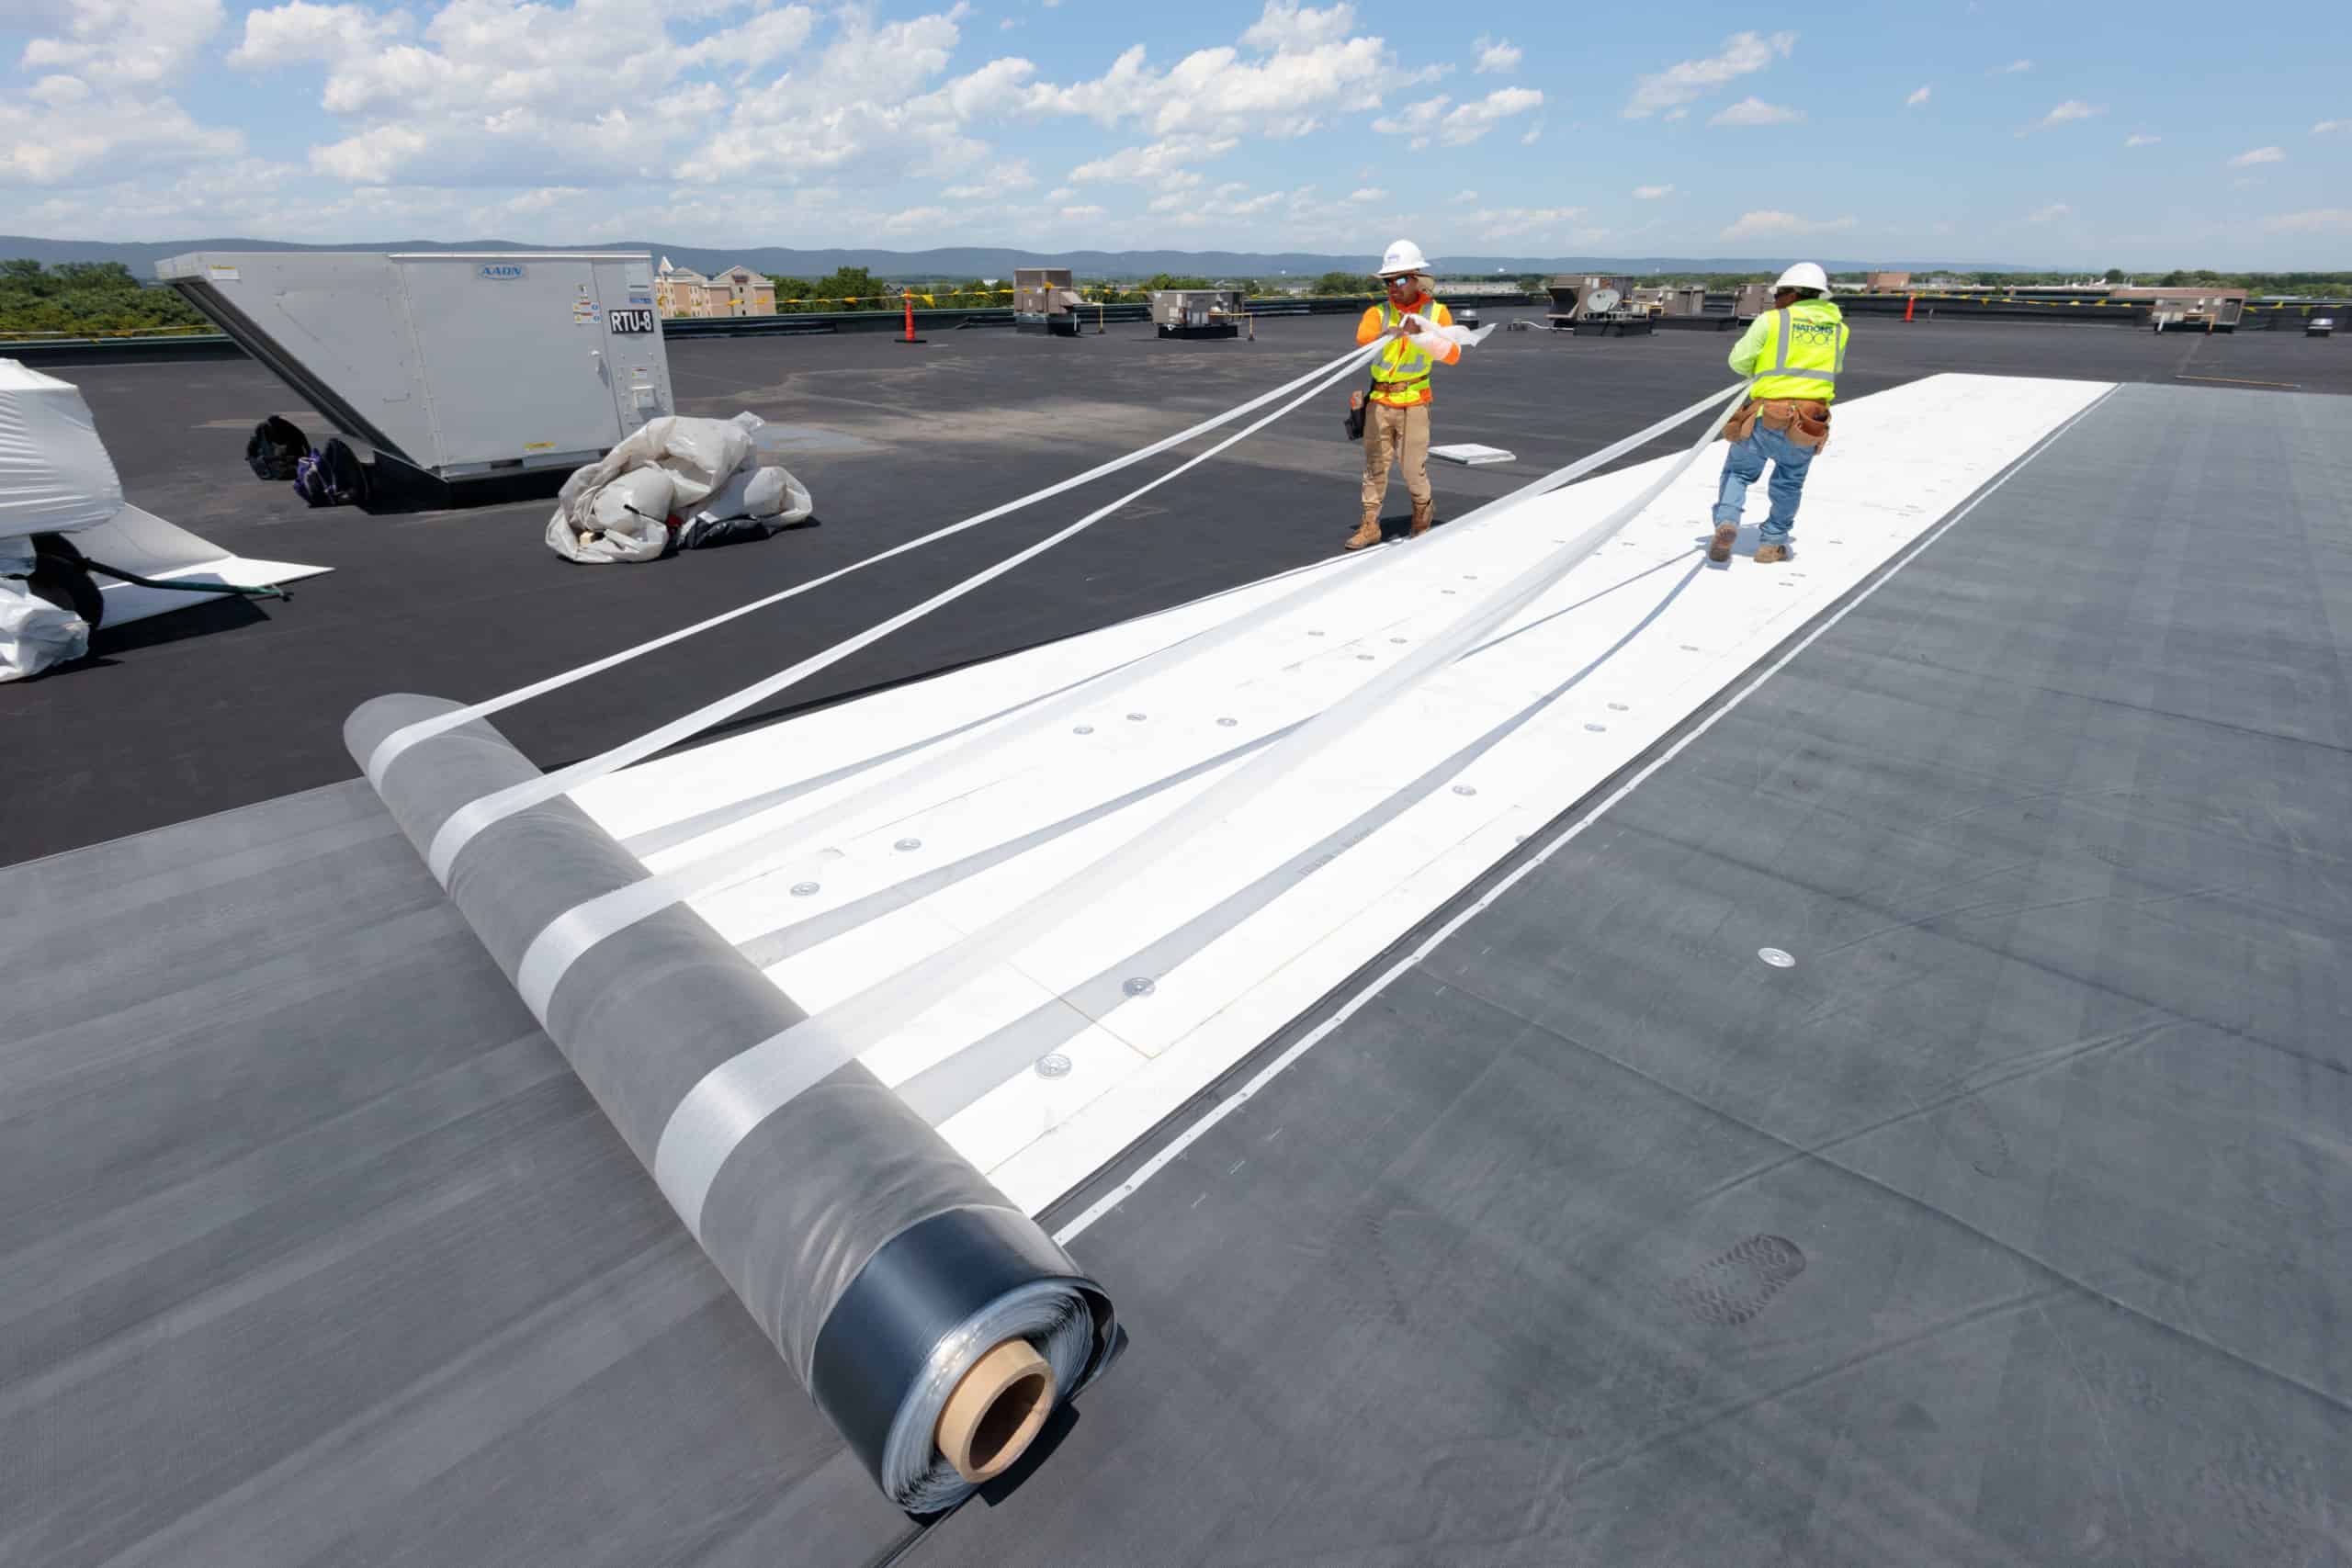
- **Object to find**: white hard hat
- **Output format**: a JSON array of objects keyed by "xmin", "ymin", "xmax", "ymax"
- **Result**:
[
  {"xmin": 1378, "ymin": 239, "xmax": 1430, "ymax": 277},
  {"xmin": 1773, "ymin": 262, "xmax": 1829, "ymax": 294}
]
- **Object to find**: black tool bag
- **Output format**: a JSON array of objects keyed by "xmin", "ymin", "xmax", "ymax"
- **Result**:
[
  {"xmin": 293, "ymin": 437, "xmax": 370, "ymax": 508},
  {"xmin": 245, "ymin": 416, "xmax": 310, "ymax": 480},
  {"xmin": 1343, "ymin": 374, "xmax": 1379, "ymax": 440}
]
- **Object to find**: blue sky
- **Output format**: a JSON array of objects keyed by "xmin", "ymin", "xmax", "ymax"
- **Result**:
[{"xmin": 2, "ymin": 0, "xmax": 2346, "ymax": 265}]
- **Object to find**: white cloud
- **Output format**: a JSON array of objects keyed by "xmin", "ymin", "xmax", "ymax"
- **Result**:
[
  {"xmin": 221, "ymin": 0, "xmax": 1038, "ymax": 193},
  {"xmin": 26, "ymin": 73, "xmax": 91, "ymax": 106},
  {"xmin": 1023, "ymin": 2, "xmax": 1430, "ymax": 141},
  {"xmin": 1372, "ymin": 86, "xmax": 1541, "ymax": 147},
  {"xmin": 1347, "ymin": 186, "xmax": 1385, "ymax": 202},
  {"xmin": 2314, "ymin": 119, "xmax": 2347, "ymax": 134},
  {"xmin": 1067, "ymin": 135, "xmax": 1235, "ymax": 182},
  {"xmin": 884, "ymin": 205, "xmax": 950, "ymax": 232},
  {"xmin": 228, "ymin": 1, "xmax": 408, "ymax": 67},
  {"xmin": 2229, "ymin": 145, "xmax": 2286, "ymax": 166},
  {"xmin": 1905, "ymin": 85, "xmax": 1930, "ymax": 107},
  {"xmin": 2027, "ymin": 202, "xmax": 2070, "ymax": 222},
  {"xmin": 1450, "ymin": 189, "xmax": 1477, "ymax": 204},
  {"xmin": 2262, "ymin": 209, "xmax": 2352, "ymax": 232},
  {"xmin": 1464, "ymin": 205, "xmax": 1583, "ymax": 239},
  {"xmin": 1473, "ymin": 34, "xmax": 1521, "ymax": 73},
  {"xmin": 943, "ymin": 160, "xmax": 1037, "ymax": 198},
  {"xmin": 1992, "ymin": 58, "xmax": 2032, "ymax": 73},
  {"xmin": 2125, "ymin": 132, "xmax": 2160, "ymax": 147},
  {"xmin": 1720, "ymin": 209, "xmax": 1856, "ymax": 240},
  {"xmin": 1711, "ymin": 97, "xmax": 1803, "ymax": 127},
  {"xmin": 1625, "ymin": 30, "xmax": 1793, "ymax": 118},
  {"xmin": 1238, "ymin": 0, "xmax": 1351, "ymax": 51},
  {"xmin": 1369, "ymin": 96, "xmax": 1445, "ymax": 143},
  {"xmin": 21, "ymin": 0, "xmax": 225, "ymax": 84},
  {"xmin": 1000, "ymin": 16, "xmax": 1016, "ymax": 28},
  {"xmin": 0, "ymin": 92, "xmax": 243, "ymax": 184},
  {"xmin": 1663, "ymin": 106, "xmax": 1688, "ymax": 121},
  {"xmin": 1059, "ymin": 203, "xmax": 1105, "ymax": 219},
  {"xmin": 1520, "ymin": 120, "xmax": 1542, "ymax": 144},
  {"xmin": 1440, "ymin": 86, "xmax": 1542, "ymax": 144},
  {"xmin": 1217, "ymin": 184, "xmax": 1283, "ymax": 215},
  {"xmin": 0, "ymin": 0, "xmax": 253, "ymax": 186},
  {"xmin": 1044, "ymin": 184, "xmax": 1075, "ymax": 199},
  {"xmin": 2031, "ymin": 100, "xmax": 2101, "ymax": 130},
  {"xmin": 1633, "ymin": 183, "xmax": 1674, "ymax": 199}
]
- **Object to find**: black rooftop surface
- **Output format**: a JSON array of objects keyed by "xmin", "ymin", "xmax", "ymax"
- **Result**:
[
  {"xmin": 5, "ymin": 312, "xmax": 2346, "ymax": 864},
  {"xmin": 5, "ymin": 376, "xmax": 2346, "ymax": 1568}
]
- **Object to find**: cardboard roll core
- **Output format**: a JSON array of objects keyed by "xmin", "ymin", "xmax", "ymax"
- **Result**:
[{"xmin": 934, "ymin": 1338, "xmax": 1053, "ymax": 1483}]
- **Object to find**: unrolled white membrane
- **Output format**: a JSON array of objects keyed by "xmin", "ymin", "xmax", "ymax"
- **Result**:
[
  {"xmin": 510, "ymin": 375, "xmax": 1744, "ymax": 1021},
  {"xmin": 416, "ymin": 338, "xmax": 1401, "ymax": 888},
  {"xmin": 649, "ymin": 378, "xmax": 1747, "ymax": 1233}
]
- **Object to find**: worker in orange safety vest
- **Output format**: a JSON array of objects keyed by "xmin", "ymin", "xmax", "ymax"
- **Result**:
[{"xmin": 1346, "ymin": 239, "xmax": 1462, "ymax": 550}]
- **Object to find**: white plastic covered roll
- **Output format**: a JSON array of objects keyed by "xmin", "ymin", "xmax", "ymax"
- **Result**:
[{"xmin": 0, "ymin": 358, "xmax": 125, "ymax": 543}]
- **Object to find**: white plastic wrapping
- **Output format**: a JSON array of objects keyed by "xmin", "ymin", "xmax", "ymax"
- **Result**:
[
  {"xmin": 546, "ymin": 412, "xmax": 812, "ymax": 564},
  {"xmin": 0, "ymin": 359, "xmax": 125, "ymax": 543},
  {"xmin": 1, "ymin": 572, "xmax": 89, "ymax": 681}
]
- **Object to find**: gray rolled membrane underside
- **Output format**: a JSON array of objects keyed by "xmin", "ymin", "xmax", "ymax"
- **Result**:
[{"xmin": 345, "ymin": 694, "xmax": 1118, "ymax": 1512}]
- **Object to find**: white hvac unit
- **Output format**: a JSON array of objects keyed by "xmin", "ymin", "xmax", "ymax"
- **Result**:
[{"xmin": 155, "ymin": 251, "xmax": 676, "ymax": 493}]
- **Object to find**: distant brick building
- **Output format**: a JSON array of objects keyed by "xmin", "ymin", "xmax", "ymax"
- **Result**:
[{"xmin": 655, "ymin": 257, "xmax": 777, "ymax": 318}]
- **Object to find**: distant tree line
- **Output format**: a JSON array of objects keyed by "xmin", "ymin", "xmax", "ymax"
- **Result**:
[{"xmin": 0, "ymin": 260, "xmax": 211, "ymax": 336}]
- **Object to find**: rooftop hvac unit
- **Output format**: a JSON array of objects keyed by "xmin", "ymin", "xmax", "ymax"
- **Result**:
[
  {"xmin": 155, "ymin": 252, "xmax": 675, "ymax": 500},
  {"xmin": 1149, "ymin": 288, "xmax": 1242, "ymax": 340},
  {"xmin": 1013, "ymin": 267, "xmax": 1083, "ymax": 336},
  {"xmin": 1544, "ymin": 275, "xmax": 1630, "ymax": 329}
]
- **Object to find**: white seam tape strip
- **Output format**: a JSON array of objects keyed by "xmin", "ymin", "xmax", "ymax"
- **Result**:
[
  {"xmin": 420, "ymin": 339, "xmax": 1396, "ymax": 884},
  {"xmin": 1050, "ymin": 380, "xmax": 2123, "ymax": 1245},
  {"xmin": 364, "ymin": 334, "xmax": 1389, "ymax": 796},
  {"xmin": 650, "ymin": 378, "xmax": 1747, "ymax": 1233},
  {"xmin": 512, "ymin": 372, "xmax": 1746, "ymax": 1021}
]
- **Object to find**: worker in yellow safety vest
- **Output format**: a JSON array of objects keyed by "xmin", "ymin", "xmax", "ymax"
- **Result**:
[
  {"xmin": 1710, "ymin": 261, "xmax": 1850, "ymax": 566},
  {"xmin": 1346, "ymin": 239, "xmax": 1462, "ymax": 550}
]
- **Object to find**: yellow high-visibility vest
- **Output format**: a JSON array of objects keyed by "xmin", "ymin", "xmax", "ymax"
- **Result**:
[
  {"xmin": 1747, "ymin": 299, "xmax": 1849, "ymax": 402},
  {"xmin": 1370, "ymin": 297, "xmax": 1452, "ymax": 405}
]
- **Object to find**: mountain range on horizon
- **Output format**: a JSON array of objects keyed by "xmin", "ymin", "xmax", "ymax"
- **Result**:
[{"xmin": 1, "ymin": 235, "xmax": 2052, "ymax": 281}]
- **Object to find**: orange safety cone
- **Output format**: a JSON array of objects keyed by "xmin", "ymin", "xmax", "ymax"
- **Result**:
[
  {"xmin": 898, "ymin": 293, "xmax": 926, "ymax": 345},
  {"xmin": 1904, "ymin": 294, "xmax": 1915, "ymax": 323}
]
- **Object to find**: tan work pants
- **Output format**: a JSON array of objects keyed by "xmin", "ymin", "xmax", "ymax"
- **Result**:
[{"xmin": 1360, "ymin": 400, "xmax": 1431, "ymax": 513}]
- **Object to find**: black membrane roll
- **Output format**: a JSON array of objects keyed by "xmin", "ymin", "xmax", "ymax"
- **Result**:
[{"xmin": 346, "ymin": 694, "xmax": 1120, "ymax": 1511}]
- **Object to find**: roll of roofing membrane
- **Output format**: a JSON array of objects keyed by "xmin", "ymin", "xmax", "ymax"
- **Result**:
[{"xmin": 345, "ymin": 694, "xmax": 1119, "ymax": 1513}]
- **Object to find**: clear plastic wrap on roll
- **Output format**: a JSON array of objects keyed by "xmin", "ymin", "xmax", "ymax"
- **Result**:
[{"xmin": 345, "ymin": 694, "xmax": 1120, "ymax": 1512}]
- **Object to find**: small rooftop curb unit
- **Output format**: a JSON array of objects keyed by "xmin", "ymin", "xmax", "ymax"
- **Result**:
[
  {"xmin": 156, "ymin": 252, "xmax": 675, "ymax": 500},
  {"xmin": 1546, "ymin": 276, "xmax": 1654, "ymax": 338},
  {"xmin": 1150, "ymin": 288, "xmax": 1242, "ymax": 340},
  {"xmin": 1014, "ymin": 267, "xmax": 1083, "ymax": 336}
]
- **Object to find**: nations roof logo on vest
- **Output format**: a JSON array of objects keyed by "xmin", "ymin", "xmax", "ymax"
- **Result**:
[{"xmin": 477, "ymin": 263, "xmax": 527, "ymax": 281}]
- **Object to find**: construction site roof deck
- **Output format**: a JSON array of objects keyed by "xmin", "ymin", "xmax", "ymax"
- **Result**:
[{"xmin": 6, "ymin": 308, "xmax": 2352, "ymax": 1568}]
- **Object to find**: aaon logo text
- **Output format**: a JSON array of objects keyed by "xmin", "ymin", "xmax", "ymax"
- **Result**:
[{"xmin": 477, "ymin": 263, "xmax": 527, "ymax": 281}]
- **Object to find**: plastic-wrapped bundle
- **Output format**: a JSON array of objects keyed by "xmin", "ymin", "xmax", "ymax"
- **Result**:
[
  {"xmin": 545, "ymin": 412, "xmax": 814, "ymax": 564},
  {"xmin": 345, "ymin": 694, "xmax": 1119, "ymax": 1511}
]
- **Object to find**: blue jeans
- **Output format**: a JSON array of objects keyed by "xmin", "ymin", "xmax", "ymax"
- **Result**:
[{"xmin": 1713, "ymin": 424, "xmax": 1814, "ymax": 546}]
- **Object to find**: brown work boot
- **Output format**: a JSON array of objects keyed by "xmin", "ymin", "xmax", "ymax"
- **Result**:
[
  {"xmin": 1408, "ymin": 499, "xmax": 1434, "ymax": 538},
  {"xmin": 1708, "ymin": 523, "xmax": 1737, "ymax": 563},
  {"xmin": 1345, "ymin": 513, "xmax": 1383, "ymax": 551},
  {"xmin": 1754, "ymin": 542, "xmax": 1792, "ymax": 564}
]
